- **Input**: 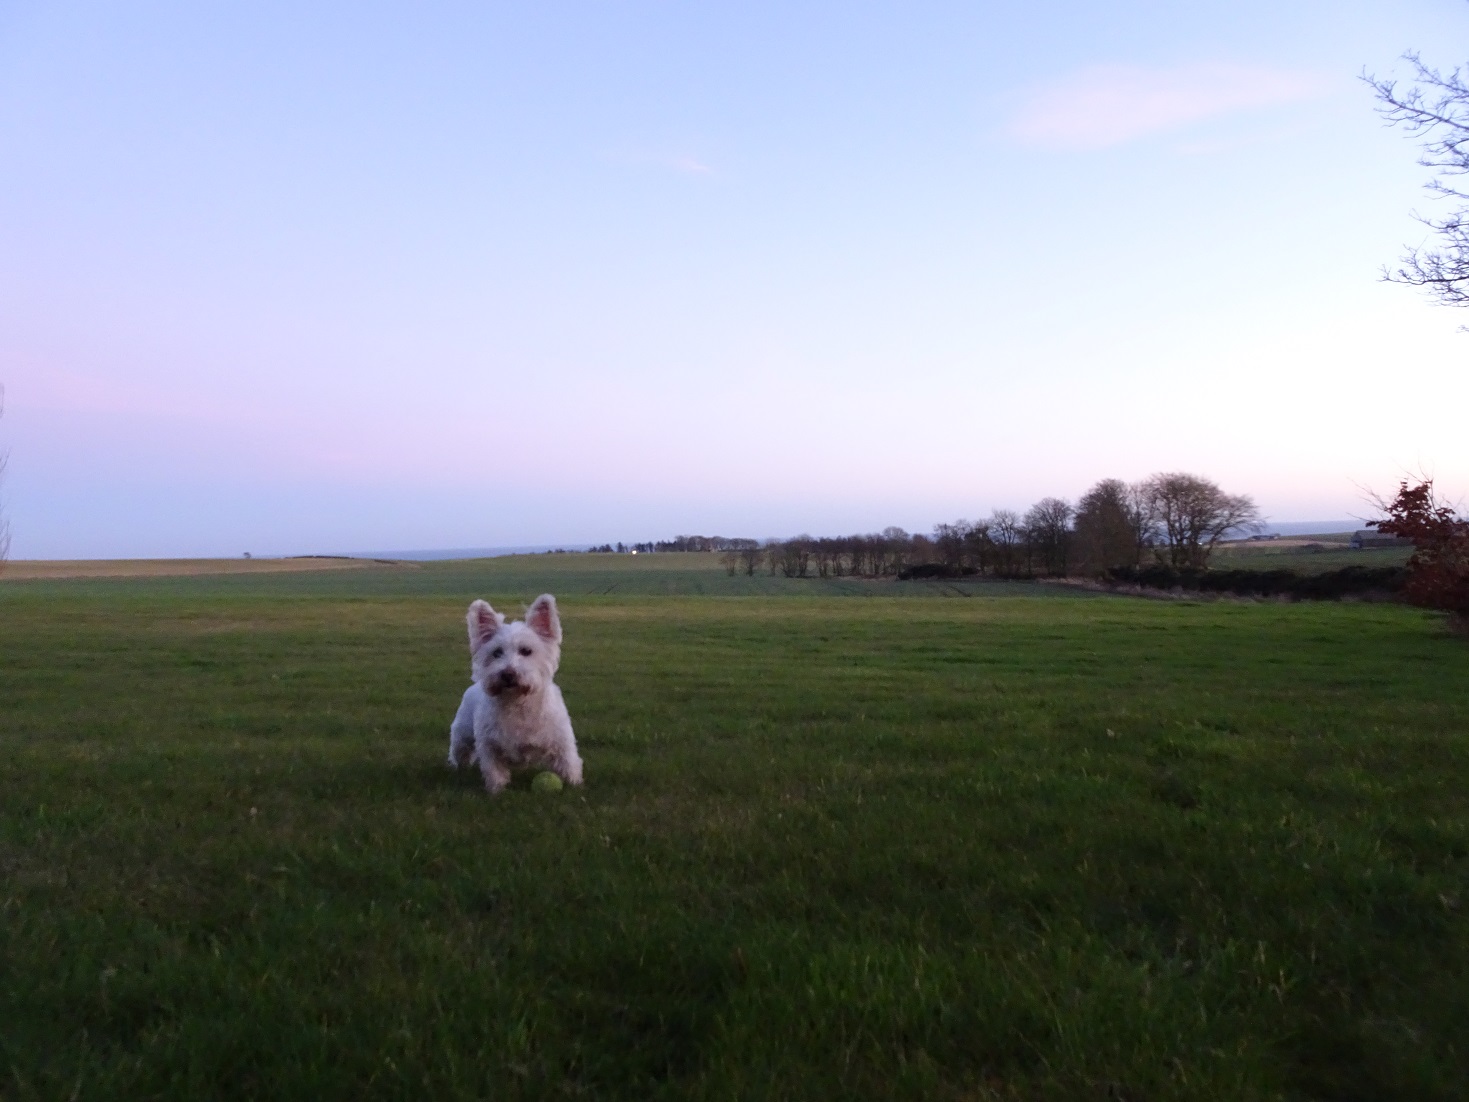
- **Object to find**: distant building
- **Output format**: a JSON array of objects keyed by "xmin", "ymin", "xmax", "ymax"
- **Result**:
[{"xmin": 1350, "ymin": 530, "xmax": 1412, "ymax": 550}]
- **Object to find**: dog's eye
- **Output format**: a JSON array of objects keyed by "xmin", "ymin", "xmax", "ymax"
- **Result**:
[
  {"xmin": 491, "ymin": 647, "xmax": 504, "ymax": 658},
  {"xmin": 519, "ymin": 645, "xmax": 532, "ymax": 656}
]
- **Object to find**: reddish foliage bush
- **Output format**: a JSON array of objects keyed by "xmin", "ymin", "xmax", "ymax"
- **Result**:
[{"xmin": 1370, "ymin": 480, "xmax": 1469, "ymax": 615}]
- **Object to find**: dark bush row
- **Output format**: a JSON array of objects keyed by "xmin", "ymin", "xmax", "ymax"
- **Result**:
[
  {"xmin": 1103, "ymin": 564, "xmax": 1408, "ymax": 600},
  {"xmin": 897, "ymin": 563, "xmax": 980, "ymax": 580}
]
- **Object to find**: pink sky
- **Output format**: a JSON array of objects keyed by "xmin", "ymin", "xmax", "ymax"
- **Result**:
[{"xmin": 1, "ymin": 1, "xmax": 1465, "ymax": 556}]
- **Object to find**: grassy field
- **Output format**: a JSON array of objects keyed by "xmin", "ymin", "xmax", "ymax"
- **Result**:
[
  {"xmin": 2, "ymin": 554, "xmax": 1467, "ymax": 1099},
  {"xmin": 1209, "ymin": 531, "xmax": 1412, "ymax": 575},
  {"xmin": 0, "ymin": 551, "xmax": 1088, "ymax": 600},
  {"xmin": 1210, "ymin": 540, "xmax": 1412, "ymax": 575},
  {"xmin": 0, "ymin": 557, "xmax": 407, "ymax": 581}
]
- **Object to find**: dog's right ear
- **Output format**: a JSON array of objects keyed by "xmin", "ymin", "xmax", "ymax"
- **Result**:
[
  {"xmin": 526, "ymin": 593, "xmax": 562, "ymax": 645},
  {"xmin": 467, "ymin": 600, "xmax": 503, "ymax": 652}
]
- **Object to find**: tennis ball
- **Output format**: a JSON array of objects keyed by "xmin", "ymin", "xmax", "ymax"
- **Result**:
[{"xmin": 531, "ymin": 772, "xmax": 564, "ymax": 794}]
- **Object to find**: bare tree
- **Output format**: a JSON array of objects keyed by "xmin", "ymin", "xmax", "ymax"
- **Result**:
[
  {"xmin": 877, "ymin": 527, "xmax": 907, "ymax": 577},
  {"xmin": 1074, "ymin": 478, "xmax": 1156, "ymax": 572},
  {"xmin": 933, "ymin": 522, "xmax": 967, "ymax": 570},
  {"xmin": 965, "ymin": 520, "xmax": 993, "ymax": 575},
  {"xmin": 738, "ymin": 542, "xmax": 763, "ymax": 576},
  {"xmin": 814, "ymin": 536, "xmax": 832, "ymax": 575},
  {"xmin": 1143, "ymin": 472, "xmax": 1260, "ymax": 568},
  {"xmin": 777, "ymin": 535, "xmax": 814, "ymax": 578},
  {"xmin": 0, "ymin": 386, "xmax": 9, "ymax": 570},
  {"xmin": 988, "ymin": 509, "xmax": 1024, "ymax": 577},
  {"xmin": 763, "ymin": 539, "xmax": 782, "ymax": 576},
  {"xmin": 909, "ymin": 532, "xmax": 935, "ymax": 567},
  {"xmin": 1024, "ymin": 497, "xmax": 1073, "ymax": 576},
  {"xmin": 1366, "ymin": 52, "xmax": 1469, "ymax": 312},
  {"xmin": 1125, "ymin": 480, "xmax": 1159, "ymax": 564}
]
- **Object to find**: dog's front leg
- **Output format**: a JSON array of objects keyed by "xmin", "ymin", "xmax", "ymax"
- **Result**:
[
  {"xmin": 448, "ymin": 721, "xmax": 476, "ymax": 769},
  {"xmin": 478, "ymin": 749, "xmax": 512, "ymax": 795},
  {"xmin": 448, "ymin": 688, "xmax": 478, "ymax": 768},
  {"xmin": 552, "ymin": 747, "xmax": 584, "ymax": 787}
]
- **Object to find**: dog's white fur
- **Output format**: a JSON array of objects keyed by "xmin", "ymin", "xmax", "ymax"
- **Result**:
[{"xmin": 447, "ymin": 594, "xmax": 583, "ymax": 794}]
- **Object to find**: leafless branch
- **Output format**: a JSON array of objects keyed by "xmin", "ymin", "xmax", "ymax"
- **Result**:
[{"xmin": 1366, "ymin": 52, "xmax": 1469, "ymax": 311}]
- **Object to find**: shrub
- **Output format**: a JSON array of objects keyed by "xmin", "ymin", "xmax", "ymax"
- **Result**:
[
  {"xmin": 1371, "ymin": 480, "xmax": 1469, "ymax": 616},
  {"xmin": 1103, "ymin": 564, "xmax": 1408, "ymax": 601},
  {"xmin": 898, "ymin": 563, "xmax": 979, "ymax": 580}
]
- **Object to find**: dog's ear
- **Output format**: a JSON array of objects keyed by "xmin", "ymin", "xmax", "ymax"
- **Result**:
[
  {"xmin": 526, "ymin": 594, "xmax": 562, "ymax": 645},
  {"xmin": 467, "ymin": 600, "xmax": 503, "ymax": 651}
]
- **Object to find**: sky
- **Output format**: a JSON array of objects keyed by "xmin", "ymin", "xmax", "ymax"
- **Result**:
[{"xmin": 1, "ymin": 0, "xmax": 1467, "ymax": 558}]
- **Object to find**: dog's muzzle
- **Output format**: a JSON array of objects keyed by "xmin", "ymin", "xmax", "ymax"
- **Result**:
[{"xmin": 488, "ymin": 670, "xmax": 523, "ymax": 696}]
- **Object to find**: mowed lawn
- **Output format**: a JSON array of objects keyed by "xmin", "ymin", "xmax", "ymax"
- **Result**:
[{"xmin": 1, "ymin": 557, "xmax": 1467, "ymax": 1099}]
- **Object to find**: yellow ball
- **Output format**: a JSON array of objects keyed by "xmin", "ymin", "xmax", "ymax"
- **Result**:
[{"xmin": 531, "ymin": 772, "xmax": 564, "ymax": 793}]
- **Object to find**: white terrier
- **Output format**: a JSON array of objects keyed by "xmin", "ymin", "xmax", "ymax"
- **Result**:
[{"xmin": 447, "ymin": 594, "xmax": 584, "ymax": 795}]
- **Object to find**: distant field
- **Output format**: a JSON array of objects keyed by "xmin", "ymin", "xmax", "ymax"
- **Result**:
[
  {"xmin": 2, "ymin": 560, "xmax": 1465, "ymax": 1098},
  {"xmin": 0, "ymin": 556, "xmax": 413, "ymax": 580},
  {"xmin": 0, "ymin": 551, "xmax": 1099, "ymax": 600},
  {"xmin": 2, "ymin": 545, "xmax": 1417, "ymax": 590},
  {"xmin": 1211, "ymin": 540, "xmax": 1412, "ymax": 574}
]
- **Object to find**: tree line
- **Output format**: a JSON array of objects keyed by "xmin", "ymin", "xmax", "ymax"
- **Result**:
[
  {"xmin": 590, "ymin": 473, "xmax": 1261, "ymax": 579},
  {"xmin": 586, "ymin": 535, "xmax": 760, "ymax": 555},
  {"xmin": 752, "ymin": 472, "xmax": 1256, "ymax": 578}
]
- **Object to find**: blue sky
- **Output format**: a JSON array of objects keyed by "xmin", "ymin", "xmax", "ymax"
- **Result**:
[{"xmin": 1, "ymin": 0, "xmax": 1466, "ymax": 557}]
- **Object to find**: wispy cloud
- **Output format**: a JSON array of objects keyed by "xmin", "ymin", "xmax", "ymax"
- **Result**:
[
  {"xmin": 668, "ymin": 154, "xmax": 714, "ymax": 176},
  {"xmin": 605, "ymin": 148, "xmax": 717, "ymax": 177},
  {"xmin": 1007, "ymin": 62, "xmax": 1326, "ymax": 151}
]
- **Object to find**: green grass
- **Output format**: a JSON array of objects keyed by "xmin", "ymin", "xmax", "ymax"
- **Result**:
[
  {"xmin": 0, "ymin": 551, "xmax": 1087, "ymax": 600},
  {"xmin": 1211, "ymin": 544, "xmax": 1412, "ymax": 574},
  {"xmin": 2, "ymin": 555, "xmax": 1467, "ymax": 1099}
]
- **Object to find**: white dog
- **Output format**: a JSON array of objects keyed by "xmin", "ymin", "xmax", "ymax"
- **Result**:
[{"xmin": 448, "ymin": 594, "xmax": 584, "ymax": 795}]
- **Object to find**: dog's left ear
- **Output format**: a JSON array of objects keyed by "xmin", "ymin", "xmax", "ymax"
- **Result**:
[{"xmin": 526, "ymin": 593, "xmax": 562, "ymax": 644}]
